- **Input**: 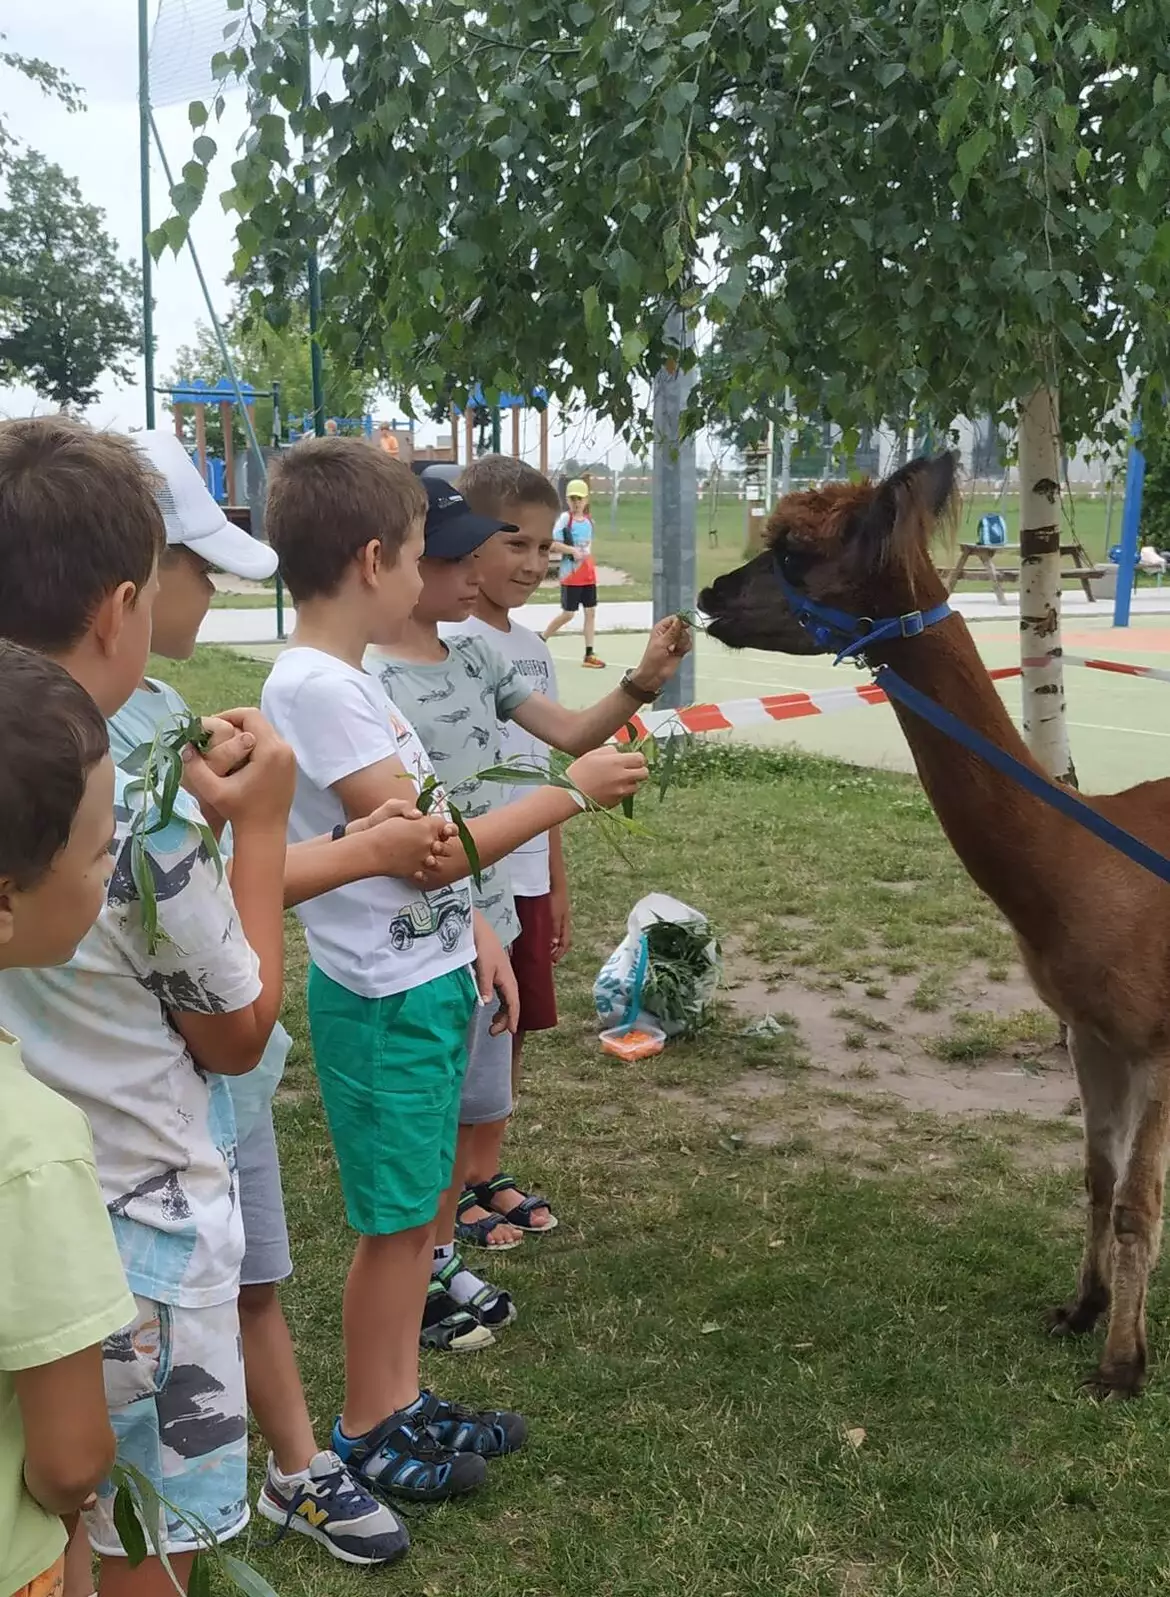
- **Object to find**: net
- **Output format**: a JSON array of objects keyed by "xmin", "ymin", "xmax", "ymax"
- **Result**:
[{"xmin": 147, "ymin": 0, "xmax": 253, "ymax": 109}]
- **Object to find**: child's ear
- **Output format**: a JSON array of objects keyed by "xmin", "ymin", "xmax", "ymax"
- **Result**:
[
  {"xmin": 92, "ymin": 581, "xmax": 140, "ymax": 659},
  {"xmin": 359, "ymin": 539, "xmax": 383, "ymax": 584},
  {"xmin": 0, "ymin": 886, "xmax": 17, "ymax": 949}
]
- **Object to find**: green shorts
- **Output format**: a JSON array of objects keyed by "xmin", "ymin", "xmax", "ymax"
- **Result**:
[{"xmin": 307, "ymin": 962, "xmax": 478, "ymax": 1235}]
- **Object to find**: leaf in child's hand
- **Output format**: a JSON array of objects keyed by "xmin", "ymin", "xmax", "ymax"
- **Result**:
[
  {"xmin": 130, "ymin": 838, "xmax": 161, "ymax": 953},
  {"xmin": 621, "ymin": 794, "xmax": 634, "ymax": 819},
  {"xmin": 113, "ymin": 1482, "xmax": 149, "ymax": 1566},
  {"xmin": 194, "ymin": 823, "xmax": 224, "ymax": 883},
  {"xmin": 188, "ymin": 1554, "xmax": 213, "ymax": 1597},
  {"xmin": 447, "ymin": 800, "xmax": 482, "ymax": 889},
  {"xmin": 415, "ymin": 775, "xmax": 439, "ymax": 815},
  {"xmin": 111, "ymin": 1462, "xmax": 187, "ymax": 1590},
  {"xmin": 623, "ymin": 720, "xmax": 639, "ymax": 747},
  {"xmin": 221, "ymin": 1555, "xmax": 284, "ymax": 1597},
  {"xmin": 659, "ymin": 731, "xmax": 680, "ymax": 802}
]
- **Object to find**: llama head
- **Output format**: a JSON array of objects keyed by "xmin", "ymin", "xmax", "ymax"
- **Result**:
[{"xmin": 699, "ymin": 453, "xmax": 958, "ymax": 654}]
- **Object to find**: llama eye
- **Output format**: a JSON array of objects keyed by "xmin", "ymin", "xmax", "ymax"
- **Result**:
[{"xmin": 781, "ymin": 550, "xmax": 810, "ymax": 587}]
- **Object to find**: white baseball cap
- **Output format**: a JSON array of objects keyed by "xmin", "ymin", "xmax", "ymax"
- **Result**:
[{"xmin": 132, "ymin": 429, "xmax": 279, "ymax": 581}]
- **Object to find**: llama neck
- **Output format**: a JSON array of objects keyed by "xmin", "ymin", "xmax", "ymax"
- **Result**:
[{"xmin": 865, "ymin": 616, "xmax": 1070, "ymax": 940}]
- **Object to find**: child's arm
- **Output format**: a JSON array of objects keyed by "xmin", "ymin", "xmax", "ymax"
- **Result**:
[
  {"xmin": 511, "ymin": 616, "xmax": 692, "ymax": 755},
  {"xmin": 334, "ymin": 745, "xmax": 649, "ymax": 888},
  {"xmin": 1, "ymin": 1150, "xmax": 135, "ymax": 1518},
  {"xmin": 126, "ymin": 710, "xmax": 295, "ymax": 1076},
  {"xmin": 282, "ymin": 805, "xmax": 457, "ymax": 908},
  {"xmin": 15, "ymin": 1348, "xmax": 116, "ymax": 1515},
  {"xmin": 548, "ymin": 827, "xmax": 572, "ymax": 964}
]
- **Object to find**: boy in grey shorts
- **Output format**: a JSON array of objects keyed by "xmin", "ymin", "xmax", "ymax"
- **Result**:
[{"xmin": 371, "ymin": 468, "xmax": 691, "ymax": 1347}]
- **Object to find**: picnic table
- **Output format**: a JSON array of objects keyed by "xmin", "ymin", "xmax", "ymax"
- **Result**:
[{"xmin": 940, "ymin": 542, "xmax": 1106, "ymax": 604}]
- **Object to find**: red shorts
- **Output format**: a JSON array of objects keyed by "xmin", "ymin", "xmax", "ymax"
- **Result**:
[{"xmin": 512, "ymin": 893, "xmax": 558, "ymax": 1033}]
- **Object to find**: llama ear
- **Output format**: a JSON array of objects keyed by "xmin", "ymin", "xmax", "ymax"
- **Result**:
[{"xmin": 850, "ymin": 452, "xmax": 957, "ymax": 573}]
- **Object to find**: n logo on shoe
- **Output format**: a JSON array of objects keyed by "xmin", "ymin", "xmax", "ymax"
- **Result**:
[{"xmin": 297, "ymin": 1500, "xmax": 330, "ymax": 1528}]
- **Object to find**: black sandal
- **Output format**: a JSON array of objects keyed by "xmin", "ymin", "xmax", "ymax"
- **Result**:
[
  {"xmin": 472, "ymin": 1172, "xmax": 559, "ymax": 1234},
  {"xmin": 454, "ymin": 1187, "xmax": 525, "ymax": 1250}
]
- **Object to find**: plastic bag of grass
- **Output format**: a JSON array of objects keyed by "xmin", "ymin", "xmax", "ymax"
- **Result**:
[{"xmin": 594, "ymin": 893, "xmax": 721, "ymax": 1040}]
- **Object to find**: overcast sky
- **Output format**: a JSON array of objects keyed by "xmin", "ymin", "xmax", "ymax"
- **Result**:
[{"xmin": 1, "ymin": 1, "xmax": 721, "ymax": 469}]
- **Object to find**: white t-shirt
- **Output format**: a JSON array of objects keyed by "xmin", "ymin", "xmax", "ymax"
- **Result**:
[
  {"xmin": 261, "ymin": 646, "xmax": 475, "ymax": 999},
  {"xmin": 443, "ymin": 617, "xmax": 559, "ymax": 898},
  {"xmin": 0, "ymin": 770, "xmax": 262, "ymax": 1309}
]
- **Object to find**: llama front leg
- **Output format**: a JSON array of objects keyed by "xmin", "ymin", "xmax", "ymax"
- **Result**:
[
  {"xmin": 1089, "ymin": 1067, "xmax": 1170, "ymax": 1399},
  {"xmin": 1049, "ymin": 1027, "xmax": 1127, "ymax": 1337}
]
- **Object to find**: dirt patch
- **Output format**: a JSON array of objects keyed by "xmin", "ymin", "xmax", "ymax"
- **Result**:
[{"xmin": 212, "ymin": 574, "xmax": 270, "ymax": 596}]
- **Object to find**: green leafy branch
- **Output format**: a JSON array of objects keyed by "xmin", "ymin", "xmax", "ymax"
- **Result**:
[
  {"xmin": 414, "ymin": 773, "xmax": 483, "ymax": 888},
  {"xmin": 120, "ymin": 713, "xmax": 223, "ymax": 954},
  {"xmin": 111, "ymin": 1461, "xmax": 280, "ymax": 1597}
]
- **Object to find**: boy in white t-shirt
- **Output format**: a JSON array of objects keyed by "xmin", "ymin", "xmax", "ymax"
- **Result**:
[
  {"xmin": 259, "ymin": 438, "xmax": 649, "ymax": 1509},
  {"xmin": 370, "ymin": 464, "xmax": 689, "ymax": 1346},
  {"xmin": 0, "ymin": 417, "xmax": 292, "ymax": 1597}
]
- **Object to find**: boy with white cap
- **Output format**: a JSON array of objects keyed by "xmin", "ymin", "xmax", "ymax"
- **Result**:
[{"xmin": 94, "ymin": 431, "xmax": 440, "ymax": 1572}]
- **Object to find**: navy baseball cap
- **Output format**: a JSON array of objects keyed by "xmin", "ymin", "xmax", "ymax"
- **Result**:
[{"xmin": 411, "ymin": 463, "xmax": 517, "ymax": 558}]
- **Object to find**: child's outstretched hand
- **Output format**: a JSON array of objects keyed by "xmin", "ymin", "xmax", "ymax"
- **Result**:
[
  {"xmin": 634, "ymin": 615, "xmax": 693, "ymax": 690},
  {"xmin": 566, "ymin": 746, "xmax": 649, "ymax": 809},
  {"xmin": 346, "ymin": 799, "xmax": 458, "ymax": 885}
]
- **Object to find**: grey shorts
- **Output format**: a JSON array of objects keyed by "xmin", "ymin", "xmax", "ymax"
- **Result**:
[
  {"xmin": 238, "ymin": 1105, "xmax": 293, "ymax": 1287},
  {"xmin": 459, "ymin": 994, "xmax": 514, "ymax": 1125}
]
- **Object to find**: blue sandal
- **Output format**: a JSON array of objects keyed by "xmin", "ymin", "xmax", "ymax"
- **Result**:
[
  {"xmin": 472, "ymin": 1172, "xmax": 559, "ymax": 1234},
  {"xmin": 454, "ymin": 1188, "xmax": 525, "ymax": 1250}
]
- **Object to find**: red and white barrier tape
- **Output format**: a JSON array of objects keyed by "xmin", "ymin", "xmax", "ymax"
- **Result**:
[
  {"xmin": 621, "ymin": 656, "xmax": 1170, "ymax": 741},
  {"xmin": 621, "ymin": 667, "xmax": 1023, "ymax": 738}
]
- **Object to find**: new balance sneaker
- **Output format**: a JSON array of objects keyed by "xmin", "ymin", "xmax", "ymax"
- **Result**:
[
  {"xmin": 416, "ymin": 1390, "xmax": 529, "ymax": 1458},
  {"xmin": 420, "ymin": 1278, "xmax": 495, "ymax": 1352},
  {"xmin": 332, "ymin": 1408, "xmax": 487, "ymax": 1502},
  {"xmin": 256, "ymin": 1450, "xmax": 409, "ymax": 1566}
]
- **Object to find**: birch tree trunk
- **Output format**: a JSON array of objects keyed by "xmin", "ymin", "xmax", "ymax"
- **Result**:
[{"xmin": 1018, "ymin": 387, "xmax": 1077, "ymax": 784}]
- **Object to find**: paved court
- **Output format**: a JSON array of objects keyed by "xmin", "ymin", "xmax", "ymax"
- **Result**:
[{"xmin": 219, "ymin": 609, "xmax": 1170, "ymax": 795}]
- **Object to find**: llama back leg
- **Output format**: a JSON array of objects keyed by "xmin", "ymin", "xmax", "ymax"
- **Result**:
[
  {"xmin": 1090, "ymin": 1058, "xmax": 1170, "ymax": 1399},
  {"xmin": 1048, "ymin": 1025, "xmax": 1128, "ymax": 1338}
]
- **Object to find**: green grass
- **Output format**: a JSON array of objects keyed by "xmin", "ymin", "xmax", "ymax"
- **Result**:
[{"xmin": 145, "ymin": 648, "xmax": 1170, "ymax": 1597}]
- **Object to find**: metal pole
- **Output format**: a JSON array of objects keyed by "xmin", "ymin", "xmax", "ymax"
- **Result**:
[
  {"xmin": 1114, "ymin": 419, "xmax": 1144, "ymax": 629},
  {"xmin": 138, "ymin": 0, "xmax": 156, "ymax": 427},
  {"xmin": 301, "ymin": 0, "xmax": 326, "ymax": 436},
  {"xmin": 764, "ymin": 417, "xmax": 775, "ymax": 509},
  {"xmin": 651, "ymin": 307, "xmax": 697, "ymax": 709},
  {"xmin": 491, "ymin": 406, "xmax": 501, "ymax": 453}
]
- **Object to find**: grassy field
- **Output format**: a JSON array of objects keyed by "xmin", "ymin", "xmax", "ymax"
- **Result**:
[{"xmin": 152, "ymin": 645, "xmax": 1170, "ymax": 1597}]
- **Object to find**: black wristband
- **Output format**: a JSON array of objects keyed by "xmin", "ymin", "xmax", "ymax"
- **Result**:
[{"xmin": 331, "ymin": 823, "xmax": 348, "ymax": 842}]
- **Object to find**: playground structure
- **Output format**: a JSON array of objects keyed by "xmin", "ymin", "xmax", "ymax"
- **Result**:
[{"xmin": 454, "ymin": 385, "xmax": 551, "ymax": 473}]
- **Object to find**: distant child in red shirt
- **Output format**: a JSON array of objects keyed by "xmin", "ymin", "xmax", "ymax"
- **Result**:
[{"xmin": 542, "ymin": 479, "xmax": 604, "ymax": 668}]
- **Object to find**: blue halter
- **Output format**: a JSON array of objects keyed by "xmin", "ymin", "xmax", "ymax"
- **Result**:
[
  {"xmin": 769, "ymin": 552, "xmax": 1170, "ymax": 889},
  {"xmin": 770, "ymin": 554, "xmax": 953, "ymax": 665}
]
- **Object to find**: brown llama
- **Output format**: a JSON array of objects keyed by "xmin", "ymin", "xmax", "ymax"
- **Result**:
[{"xmin": 699, "ymin": 451, "xmax": 1170, "ymax": 1399}]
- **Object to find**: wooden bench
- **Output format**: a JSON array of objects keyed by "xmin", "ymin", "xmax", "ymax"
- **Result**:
[{"xmin": 939, "ymin": 542, "xmax": 1105, "ymax": 603}]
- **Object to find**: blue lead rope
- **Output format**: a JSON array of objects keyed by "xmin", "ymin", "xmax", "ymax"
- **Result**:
[
  {"xmin": 876, "ymin": 667, "xmax": 1170, "ymax": 889},
  {"xmin": 770, "ymin": 556, "xmax": 1170, "ymax": 889}
]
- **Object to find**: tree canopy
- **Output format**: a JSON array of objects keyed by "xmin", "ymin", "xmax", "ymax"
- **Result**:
[
  {"xmin": 164, "ymin": 0, "xmax": 1170, "ymax": 452},
  {"xmin": 0, "ymin": 35, "xmax": 81, "ymax": 177},
  {"xmin": 0, "ymin": 151, "xmax": 141, "ymax": 410}
]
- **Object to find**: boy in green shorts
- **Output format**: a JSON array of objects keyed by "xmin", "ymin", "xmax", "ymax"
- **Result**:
[
  {"xmin": 260, "ymin": 438, "xmax": 648, "ymax": 1501},
  {"xmin": 0, "ymin": 643, "xmax": 136, "ymax": 1597}
]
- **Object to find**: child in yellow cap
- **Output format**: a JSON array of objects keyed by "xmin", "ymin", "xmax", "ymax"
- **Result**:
[{"xmin": 543, "ymin": 479, "xmax": 603, "ymax": 667}]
